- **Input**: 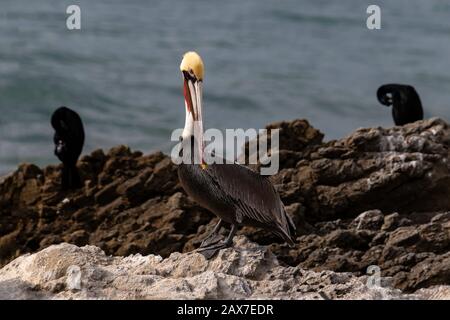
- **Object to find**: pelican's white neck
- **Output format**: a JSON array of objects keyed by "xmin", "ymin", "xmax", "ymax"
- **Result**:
[
  {"xmin": 182, "ymin": 102, "xmax": 195, "ymax": 139},
  {"xmin": 182, "ymin": 80, "xmax": 204, "ymax": 164}
]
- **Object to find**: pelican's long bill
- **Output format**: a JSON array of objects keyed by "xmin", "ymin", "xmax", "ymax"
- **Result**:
[{"xmin": 180, "ymin": 52, "xmax": 205, "ymax": 165}]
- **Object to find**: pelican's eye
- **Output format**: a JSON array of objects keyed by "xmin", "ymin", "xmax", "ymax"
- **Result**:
[{"xmin": 183, "ymin": 69, "xmax": 197, "ymax": 82}]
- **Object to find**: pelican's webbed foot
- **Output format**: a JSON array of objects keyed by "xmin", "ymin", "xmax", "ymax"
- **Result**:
[
  {"xmin": 200, "ymin": 219, "xmax": 224, "ymax": 248},
  {"xmin": 197, "ymin": 242, "xmax": 230, "ymax": 259},
  {"xmin": 200, "ymin": 234, "xmax": 223, "ymax": 248},
  {"xmin": 197, "ymin": 224, "xmax": 237, "ymax": 260}
]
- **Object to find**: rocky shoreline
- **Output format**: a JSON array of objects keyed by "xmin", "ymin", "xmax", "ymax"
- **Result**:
[
  {"xmin": 1, "ymin": 238, "xmax": 449, "ymax": 299},
  {"xmin": 0, "ymin": 117, "xmax": 449, "ymax": 298}
]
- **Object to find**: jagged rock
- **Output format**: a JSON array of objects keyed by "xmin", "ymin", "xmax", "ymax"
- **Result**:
[
  {"xmin": 350, "ymin": 210, "xmax": 384, "ymax": 230},
  {"xmin": 1, "ymin": 119, "xmax": 450, "ymax": 294},
  {"xmin": 272, "ymin": 208, "xmax": 450, "ymax": 292},
  {"xmin": 0, "ymin": 239, "xmax": 448, "ymax": 300},
  {"xmin": 387, "ymin": 228, "xmax": 421, "ymax": 248},
  {"xmin": 240, "ymin": 119, "xmax": 324, "ymax": 170},
  {"xmin": 94, "ymin": 180, "xmax": 121, "ymax": 205},
  {"xmin": 382, "ymin": 213, "xmax": 401, "ymax": 231},
  {"xmin": 402, "ymin": 252, "xmax": 450, "ymax": 291},
  {"xmin": 0, "ymin": 145, "xmax": 195, "ymax": 267},
  {"xmin": 270, "ymin": 117, "xmax": 450, "ymax": 221},
  {"xmin": 266, "ymin": 119, "xmax": 325, "ymax": 152}
]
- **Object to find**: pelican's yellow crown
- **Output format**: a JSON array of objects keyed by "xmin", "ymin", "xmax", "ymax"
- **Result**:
[{"xmin": 180, "ymin": 51, "xmax": 204, "ymax": 81}]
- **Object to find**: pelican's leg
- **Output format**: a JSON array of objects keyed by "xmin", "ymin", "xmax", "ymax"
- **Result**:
[
  {"xmin": 200, "ymin": 219, "xmax": 224, "ymax": 248},
  {"xmin": 222, "ymin": 224, "xmax": 237, "ymax": 246},
  {"xmin": 198, "ymin": 224, "xmax": 237, "ymax": 259}
]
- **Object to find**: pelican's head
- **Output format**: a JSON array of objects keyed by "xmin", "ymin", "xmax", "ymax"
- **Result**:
[
  {"xmin": 180, "ymin": 51, "xmax": 204, "ymax": 81},
  {"xmin": 180, "ymin": 51, "xmax": 205, "ymax": 165}
]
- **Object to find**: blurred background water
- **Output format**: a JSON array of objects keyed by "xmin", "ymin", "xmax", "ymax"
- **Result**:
[{"xmin": 0, "ymin": 0, "xmax": 449, "ymax": 174}]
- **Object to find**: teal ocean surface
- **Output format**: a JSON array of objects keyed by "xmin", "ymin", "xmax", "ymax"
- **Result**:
[{"xmin": 0, "ymin": 0, "xmax": 449, "ymax": 174}]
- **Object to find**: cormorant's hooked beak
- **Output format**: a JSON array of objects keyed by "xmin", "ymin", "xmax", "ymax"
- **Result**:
[{"xmin": 182, "ymin": 71, "xmax": 204, "ymax": 165}]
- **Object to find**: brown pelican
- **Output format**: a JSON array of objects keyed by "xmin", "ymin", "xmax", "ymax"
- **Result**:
[
  {"xmin": 177, "ymin": 52, "xmax": 296, "ymax": 258},
  {"xmin": 377, "ymin": 84, "xmax": 424, "ymax": 125}
]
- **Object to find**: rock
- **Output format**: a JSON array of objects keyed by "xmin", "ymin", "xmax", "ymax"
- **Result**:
[
  {"xmin": 1, "ymin": 118, "xmax": 450, "ymax": 294},
  {"xmin": 416, "ymin": 221, "xmax": 450, "ymax": 253},
  {"xmin": 108, "ymin": 145, "xmax": 132, "ymax": 158},
  {"xmin": 382, "ymin": 213, "xmax": 401, "ymax": 231},
  {"xmin": 64, "ymin": 230, "xmax": 90, "ymax": 246},
  {"xmin": 116, "ymin": 168, "xmax": 153, "ymax": 205},
  {"xmin": 0, "ymin": 147, "xmax": 186, "ymax": 268},
  {"xmin": 350, "ymin": 210, "xmax": 384, "ymax": 230},
  {"xmin": 240, "ymin": 119, "xmax": 324, "ymax": 170},
  {"xmin": 18, "ymin": 163, "xmax": 43, "ymax": 179},
  {"xmin": 271, "ymin": 118, "xmax": 450, "ymax": 221},
  {"xmin": 0, "ymin": 239, "xmax": 448, "ymax": 300},
  {"xmin": 387, "ymin": 228, "xmax": 421, "ymax": 248},
  {"xmin": 326, "ymin": 230, "xmax": 372, "ymax": 250},
  {"xmin": 94, "ymin": 180, "xmax": 121, "ymax": 205},
  {"xmin": 144, "ymin": 157, "xmax": 178, "ymax": 195},
  {"xmin": 265, "ymin": 119, "xmax": 324, "ymax": 153},
  {"xmin": 400, "ymin": 253, "xmax": 450, "ymax": 292}
]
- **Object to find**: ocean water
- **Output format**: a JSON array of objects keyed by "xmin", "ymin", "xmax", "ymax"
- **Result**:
[{"xmin": 0, "ymin": 0, "xmax": 449, "ymax": 174}]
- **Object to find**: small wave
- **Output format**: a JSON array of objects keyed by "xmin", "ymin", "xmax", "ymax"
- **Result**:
[{"xmin": 271, "ymin": 9, "xmax": 359, "ymax": 27}]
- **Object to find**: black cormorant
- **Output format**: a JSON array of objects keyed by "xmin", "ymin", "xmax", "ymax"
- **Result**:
[
  {"xmin": 377, "ymin": 84, "xmax": 423, "ymax": 125},
  {"xmin": 51, "ymin": 106, "xmax": 85, "ymax": 190}
]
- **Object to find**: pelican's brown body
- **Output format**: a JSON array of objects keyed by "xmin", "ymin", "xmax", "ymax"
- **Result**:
[{"xmin": 178, "ymin": 162, "xmax": 296, "ymax": 246}]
